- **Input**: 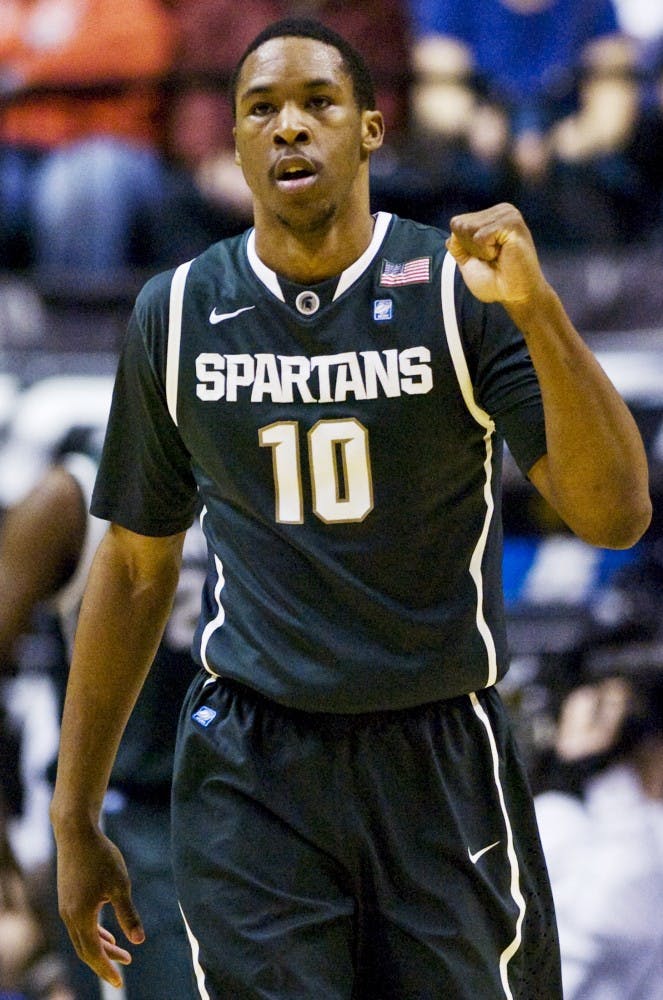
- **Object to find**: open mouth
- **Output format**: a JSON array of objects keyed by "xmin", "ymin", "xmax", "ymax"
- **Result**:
[
  {"xmin": 281, "ymin": 167, "xmax": 313, "ymax": 180},
  {"xmin": 275, "ymin": 157, "xmax": 318, "ymax": 190}
]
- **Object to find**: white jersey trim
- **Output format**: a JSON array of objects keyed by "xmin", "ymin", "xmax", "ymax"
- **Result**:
[
  {"xmin": 333, "ymin": 211, "xmax": 392, "ymax": 299},
  {"xmin": 469, "ymin": 692, "xmax": 526, "ymax": 998},
  {"xmin": 246, "ymin": 212, "xmax": 393, "ymax": 302},
  {"xmin": 167, "ymin": 259, "xmax": 195, "ymax": 425},
  {"xmin": 441, "ymin": 253, "xmax": 492, "ymax": 429},
  {"xmin": 198, "ymin": 506, "xmax": 225, "ymax": 675},
  {"xmin": 441, "ymin": 252, "xmax": 499, "ymax": 687},
  {"xmin": 246, "ymin": 231, "xmax": 285, "ymax": 300}
]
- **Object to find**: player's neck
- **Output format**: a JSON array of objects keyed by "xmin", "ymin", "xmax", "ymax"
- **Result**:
[{"xmin": 253, "ymin": 204, "xmax": 376, "ymax": 284}]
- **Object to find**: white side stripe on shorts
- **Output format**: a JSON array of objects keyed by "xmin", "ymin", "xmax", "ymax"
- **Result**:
[
  {"xmin": 179, "ymin": 903, "xmax": 211, "ymax": 1000},
  {"xmin": 469, "ymin": 691, "xmax": 526, "ymax": 999}
]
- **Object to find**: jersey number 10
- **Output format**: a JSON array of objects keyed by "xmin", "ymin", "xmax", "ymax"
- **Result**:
[{"xmin": 259, "ymin": 418, "xmax": 374, "ymax": 525}]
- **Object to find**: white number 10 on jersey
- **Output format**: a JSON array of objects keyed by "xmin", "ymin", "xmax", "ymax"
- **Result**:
[{"xmin": 259, "ymin": 418, "xmax": 374, "ymax": 524}]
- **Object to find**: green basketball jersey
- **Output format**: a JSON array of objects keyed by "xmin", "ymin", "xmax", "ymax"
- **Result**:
[{"xmin": 92, "ymin": 213, "xmax": 546, "ymax": 712}]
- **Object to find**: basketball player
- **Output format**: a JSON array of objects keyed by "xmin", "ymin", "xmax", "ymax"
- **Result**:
[{"xmin": 50, "ymin": 18, "xmax": 651, "ymax": 1000}]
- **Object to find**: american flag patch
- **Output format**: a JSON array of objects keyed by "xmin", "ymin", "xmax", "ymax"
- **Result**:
[{"xmin": 380, "ymin": 257, "xmax": 431, "ymax": 286}]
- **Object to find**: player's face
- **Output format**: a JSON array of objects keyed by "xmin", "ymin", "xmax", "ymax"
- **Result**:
[{"xmin": 233, "ymin": 36, "xmax": 383, "ymax": 233}]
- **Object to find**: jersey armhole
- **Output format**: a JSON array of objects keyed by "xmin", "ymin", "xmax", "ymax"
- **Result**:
[
  {"xmin": 441, "ymin": 253, "xmax": 493, "ymax": 431},
  {"xmin": 166, "ymin": 259, "xmax": 194, "ymax": 425}
]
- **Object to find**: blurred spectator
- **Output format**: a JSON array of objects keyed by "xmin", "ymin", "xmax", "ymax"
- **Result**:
[
  {"xmin": 163, "ymin": 1, "xmax": 412, "ymax": 240},
  {"xmin": 408, "ymin": 0, "xmax": 641, "ymax": 247},
  {"xmin": 535, "ymin": 642, "xmax": 663, "ymax": 999},
  {"xmin": 0, "ymin": 0, "xmax": 176, "ymax": 282},
  {"xmin": 0, "ymin": 395, "xmax": 202, "ymax": 998},
  {"xmin": 622, "ymin": 38, "xmax": 663, "ymax": 243},
  {"xmin": 0, "ymin": 808, "xmax": 73, "ymax": 1000},
  {"xmin": 613, "ymin": 0, "xmax": 663, "ymax": 46}
]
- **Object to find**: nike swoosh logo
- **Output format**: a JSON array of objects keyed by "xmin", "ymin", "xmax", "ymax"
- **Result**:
[
  {"xmin": 468, "ymin": 840, "xmax": 501, "ymax": 864},
  {"xmin": 209, "ymin": 305, "xmax": 256, "ymax": 324}
]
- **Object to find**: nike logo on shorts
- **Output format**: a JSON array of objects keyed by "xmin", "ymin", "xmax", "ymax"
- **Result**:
[
  {"xmin": 468, "ymin": 840, "xmax": 501, "ymax": 864},
  {"xmin": 209, "ymin": 305, "xmax": 256, "ymax": 324}
]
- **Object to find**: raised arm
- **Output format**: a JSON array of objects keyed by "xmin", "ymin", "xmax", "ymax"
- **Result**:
[
  {"xmin": 50, "ymin": 522, "xmax": 186, "ymax": 988},
  {"xmin": 446, "ymin": 203, "xmax": 651, "ymax": 549}
]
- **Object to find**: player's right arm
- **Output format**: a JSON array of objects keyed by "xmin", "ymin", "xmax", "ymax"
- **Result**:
[{"xmin": 50, "ymin": 521, "xmax": 186, "ymax": 988}]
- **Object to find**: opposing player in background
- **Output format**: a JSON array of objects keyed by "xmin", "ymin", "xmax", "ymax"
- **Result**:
[
  {"xmin": 51, "ymin": 19, "xmax": 651, "ymax": 1000},
  {"xmin": 0, "ymin": 422, "xmax": 201, "ymax": 999}
]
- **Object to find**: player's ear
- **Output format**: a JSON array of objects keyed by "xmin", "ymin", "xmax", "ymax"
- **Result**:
[
  {"xmin": 233, "ymin": 127, "xmax": 241, "ymax": 166},
  {"xmin": 361, "ymin": 110, "xmax": 384, "ymax": 155}
]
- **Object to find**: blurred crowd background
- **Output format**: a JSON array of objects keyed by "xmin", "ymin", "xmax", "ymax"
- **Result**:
[{"xmin": 0, "ymin": 1, "xmax": 662, "ymax": 998}]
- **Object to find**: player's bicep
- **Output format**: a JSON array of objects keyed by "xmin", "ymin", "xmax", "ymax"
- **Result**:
[{"xmin": 527, "ymin": 453, "xmax": 557, "ymax": 510}]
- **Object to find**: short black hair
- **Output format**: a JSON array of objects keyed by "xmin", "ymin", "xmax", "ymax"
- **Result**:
[{"xmin": 229, "ymin": 18, "xmax": 376, "ymax": 116}]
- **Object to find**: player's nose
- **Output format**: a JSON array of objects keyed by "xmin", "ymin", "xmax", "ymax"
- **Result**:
[{"xmin": 272, "ymin": 103, "xmax": 311, "ymax": 146}]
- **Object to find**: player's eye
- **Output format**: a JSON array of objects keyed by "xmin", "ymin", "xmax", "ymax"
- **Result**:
[
  {"xmin": 250, "ymin": 101, "xmax": 275, "ymax": 117},
  {"xmin": 308, "ymin": 95, "xmax": 332, "ymax": 110}
]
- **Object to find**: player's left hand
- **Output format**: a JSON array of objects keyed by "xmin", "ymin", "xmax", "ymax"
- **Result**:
[{"xmin": 445, "ymin": 203, "xmax": 548, "ymax": 306}]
